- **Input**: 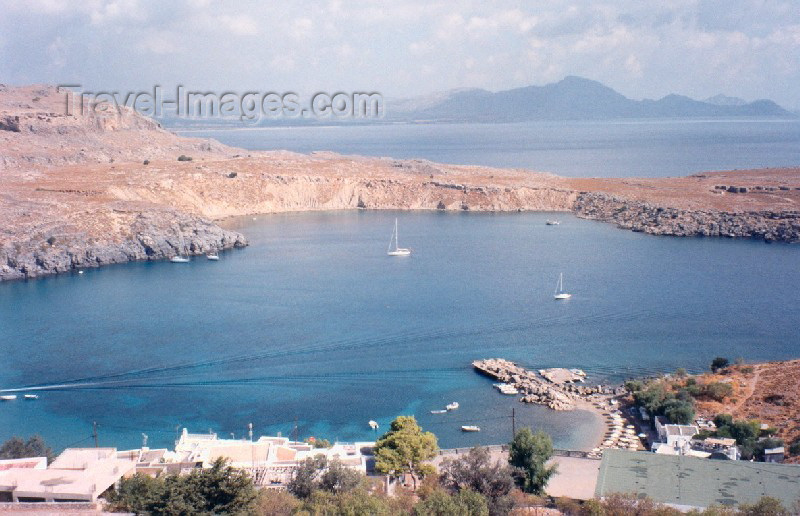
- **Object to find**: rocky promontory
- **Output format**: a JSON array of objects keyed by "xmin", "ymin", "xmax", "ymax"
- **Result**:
[{"xmin": 573, "ymin": 192, "xmax": 800, "ymax": 243}]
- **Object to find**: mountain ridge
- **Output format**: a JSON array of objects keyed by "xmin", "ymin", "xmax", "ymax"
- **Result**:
[{"xmin": 388, "ymin": 76, "xmax": 795, "ymax": 122}]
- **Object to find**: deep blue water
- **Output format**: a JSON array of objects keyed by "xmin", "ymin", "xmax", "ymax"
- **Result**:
[
  {"xmin": 1, "ymin": 212, "xmax": 799, "ymax": 452},
  {"xmin": 177, "ymin": 119, "xmax": 800, "ymax": 177}
]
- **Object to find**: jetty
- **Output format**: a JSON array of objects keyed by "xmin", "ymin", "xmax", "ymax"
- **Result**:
[{"xmin": 473, "ymin": 358, "xmax": 577, "ymax": 410}]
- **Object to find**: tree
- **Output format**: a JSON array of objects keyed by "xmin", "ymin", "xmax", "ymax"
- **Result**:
[
  {"xmin": 440, "ymin": 447, "xmax": 515, "ymax": 516},
  {"xmin": 711, "ymin": 357, "xmax": 730, "ymax": 372},
  {"xmin": 254, "ymin": 488, "xmax": 299, "ymax": 516},
  {"xmin": 287, "ymin": 455, "xmax": 327, "ymax": 499},
  {"xmin": 106, "ymin": 471, "xmax": 165, "ymax": 514},
  {"xmin": 662, "ymin": 399, "xmax": 695, "ymax": 425},
  {"xmin": 414, "ymin": 488, "xmax": 489, "ymax": 516},
  {"xmin": 318, "ymin": 458, "xmax": 362, "ymax": 494},
  {"xmin": 0, "ymin": 435, "xmax": 55, "ymax": 464},
  {"xmin": 508, "ymin": 428, "xmax": 557, "ymax": 495},
  {"xmin": 374, "ymin": 416, "xmax": 439, "ymax": 490},
  {"xmin": 703, "ymin": 382, "xmax": 733, "ymax": 401},
  {"xmin": 737, "ymin": 496, "xmax": 790, "ymax": 516},
  {"xmin": 304, "ymin": 436, "xmax": 331, "ymax": 448},
  {"xmin": 107, "ymin": 458, "xmax": 257, "ymax": 515}
]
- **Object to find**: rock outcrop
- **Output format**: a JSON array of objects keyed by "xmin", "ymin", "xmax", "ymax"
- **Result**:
[
  {"xmin": 0, "ymin": 210, "xmax": 246, "ymax": 281},
  {"xmin": 573, "ymin": 193, "xmax": 800, "ymax": 243},
  {"xmin": 473, "ymin": 358, "xmax": 577, "ymax": 410}
]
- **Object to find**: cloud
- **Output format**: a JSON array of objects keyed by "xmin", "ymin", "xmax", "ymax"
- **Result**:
[
  {"xmin": 0, "ymin": 1, "xmax": 799, "ymax": 108},
  {"xmin": 219, "ymin": 15, "xmax": 258, "ymax": 36}
]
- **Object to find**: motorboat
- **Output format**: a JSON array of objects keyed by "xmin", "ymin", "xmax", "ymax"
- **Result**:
[
  {"xmin": 23, "ymin": 394, "xmax": 39, "ymax": 400},
  {"xmin": 493, "ymin": 383, "xmax": 519, "ymax": 395},
  {"xmin": 0, "ymin": 395, "xmax": 17, "ymax": 401},
  {"xmin": 446, "ymin": 402, "xmax": 459, "ymax": 411},
  {"xmin": 430, "ymin": 409, "xmax": 448, "ymax": 414},
  {"xmin": 461, "ymin": 425, "xmax": 480, "ymax": 432}
]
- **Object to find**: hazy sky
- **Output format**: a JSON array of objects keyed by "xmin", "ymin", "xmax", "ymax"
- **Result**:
[{"xmin": 2, "ymin": 0, "xmax": 799, "ymax": 108}]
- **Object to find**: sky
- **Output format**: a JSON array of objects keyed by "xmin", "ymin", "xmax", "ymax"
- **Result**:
[{"xmin": 1, "ymin": 0, "xmax": 799, "ymax": 109}]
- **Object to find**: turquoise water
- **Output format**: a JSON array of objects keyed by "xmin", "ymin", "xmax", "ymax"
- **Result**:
[
  {"xmin": 177, "ymin": 119, "xmax": 800, "ymax": 177},
  {"xmin": 1, "ymin": 211, "xmax": 799, "ymax": 452}
]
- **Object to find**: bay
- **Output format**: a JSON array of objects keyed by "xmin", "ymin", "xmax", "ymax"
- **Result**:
[{"xmin": 1, "ymin": 211, "xmax": 798, "ymax": 452}]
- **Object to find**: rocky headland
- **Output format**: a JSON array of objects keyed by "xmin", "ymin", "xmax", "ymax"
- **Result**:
[{"xmin": 1, "ymin": 84, "xmax": 798, "ymax": 281}]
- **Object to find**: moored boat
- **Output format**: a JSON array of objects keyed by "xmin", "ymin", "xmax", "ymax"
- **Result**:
[
  {"xmin": 387, "ymin": 218, "xmax": 412, "ymax": 256},
  {"xmin": 206, "ymin": 253, "xmax": 219, "ymax": 261},
  {"xmin": 493, "ymin": 383, "xmax": 519, "ymax": 395},
  {"xmin": 23, "ymin": 394, "xmax": 38, "ymax": 400},
  {"xmin": 554, "ymin": 273, "xmax": 571, "ymax": 300},
  {"xmin": 446, "ymin": 402, "xmax": 459, "ymax": 411},
  {"xmin": 430, "ymin": 409, "xmax": 447, "ymax": 414},
  {"xmin": 0, "ymin": 395, "xmax": 17, "ymax": 401},
  {"xmin": 461, "ymin": 425, "xmax": 480, "ymax": 432}
]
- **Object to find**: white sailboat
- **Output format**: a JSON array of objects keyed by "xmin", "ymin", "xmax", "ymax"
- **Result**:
[
  {"xmin": 387, "ymin": 218, "xmax": 411, "ymax": 256},
  {"xmin": 554, "ymin": 273, "xmax": 571, "ymax": 300},
  {"xmin": 206, "ymin": 252, "xmax": 220, "ymax": 261},
  {"xmin": 171, "ymin": 231, "xmax": 190, "ymax": 263}
]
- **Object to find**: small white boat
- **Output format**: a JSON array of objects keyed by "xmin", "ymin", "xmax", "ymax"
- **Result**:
[
  {"xmin": 171, "ymin": 231, "xmax": 190, "ymax": 263},
  {"xmin": 493, "ymin": 383, "xmax": 519, "ymax": 395},
  {"xmin": 368, "ymin": 420, "xmax": 379, "ymax": 430},
  {"xmin": 430, "ymin": 409, "xmax": 448, "ymax": 414},
  {"xmin": 206, "ymin": 253, "xmax": 220, "ymax": 261},
  {"xmin": 554, "ymin": 273, "xmax": 571, "ymax": 300},
  {"xmin": 78, "ymin": 270, "xmax": 84, "ymax": 274},
  {"xmin": 461, "ymin": 425, "xmax": 480, "ymax": 432},
  {"xmin": 23, "ymin": 394, "xmax": 38, "ymax": 400},
  {"xmin": 387, "ymin": 218, "xmax": 411, "ymax": 256},
  {"xmin": 0, "ymin": 395, "xmax": 17, "ymax": 401},
  {"xmin": 446, "ymin": 402, "xmax": 459, "ymax": 411},
  {"xmin": 546, "ymin": 220, "xmax": 560, "ymax": 225}
]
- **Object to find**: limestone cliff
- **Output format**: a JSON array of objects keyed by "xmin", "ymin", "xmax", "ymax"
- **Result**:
[{"xmin": 1, "ymin": 84, "xmax": 799, "ymax": 282}]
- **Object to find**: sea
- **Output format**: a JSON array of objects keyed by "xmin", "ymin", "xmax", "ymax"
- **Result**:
[{"xmin": 1, "ymin": 119, "xmax": 799, "ymax": 453}]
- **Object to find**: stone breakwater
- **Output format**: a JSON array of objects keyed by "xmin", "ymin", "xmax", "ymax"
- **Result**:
[
  {"xmin": 0, "ymin": 211, "xmax": 247, "ymax": 281},
  {"xmin": 473, "ymin": 358, "xmax": 578, "ymax": 410},
  {"xmin": 573, "ymin": 192, "xmax": 800, "ymax": 243}
]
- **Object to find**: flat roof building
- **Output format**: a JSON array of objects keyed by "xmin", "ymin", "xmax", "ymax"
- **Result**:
[
  {"xmin": 596, "ymin": 449, "xmax": 800, "ymax": 510},
  {"xmin": 0, "ymin": 448, "xmax": 135, "ymax": 503}
]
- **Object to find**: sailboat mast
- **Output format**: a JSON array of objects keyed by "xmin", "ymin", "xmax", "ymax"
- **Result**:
[{"xmin": 394, "ymin": 218, "xmax": 399, "ymax": 250}]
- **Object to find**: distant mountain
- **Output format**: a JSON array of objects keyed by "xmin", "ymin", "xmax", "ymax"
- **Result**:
[
  {"xmin": 388, "ymin": 76, "xmax": 795, "ymax": 122},
  {"xmin": 704, "ymin": 94, "xmax": 747, "ymax": 106}
]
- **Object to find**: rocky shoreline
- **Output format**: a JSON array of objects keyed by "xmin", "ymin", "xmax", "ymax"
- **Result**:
[
  {"xmin": 0, "ymin": 211, "xmax": 247, "ymax": 282},
  {"xmin": 2, "ymin": 85, "xmax": 798, "ymax": 283},
  {"xmin": 573, "ymin": 192, "xmax": 800, "ymax": 243}
]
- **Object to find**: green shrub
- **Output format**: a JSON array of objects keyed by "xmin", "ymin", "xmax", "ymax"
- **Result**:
[
  {"xmin": 177, "ymin": 155, "xmax": 193, "ymax": 161},
  {"xmin": 711, "ymin": 357, "xmax": 729, "ymax": 372},
  {"xmin": 703, "ymin": 382, "xmax": 733, "ymax": 401}
]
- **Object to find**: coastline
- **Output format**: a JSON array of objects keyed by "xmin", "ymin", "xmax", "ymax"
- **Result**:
[{"xmin": 1, "ymin": 85, "xmax": 799, "ymax": 283}]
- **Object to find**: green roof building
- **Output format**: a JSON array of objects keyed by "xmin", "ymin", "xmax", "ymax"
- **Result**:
[{"xmin": 595, "ymin": 449, "xmax": 800, "ymax": 510}]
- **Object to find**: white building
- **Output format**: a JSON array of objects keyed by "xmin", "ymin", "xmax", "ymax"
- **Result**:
[
  {"xmin": 0, "ymin": 448, "xmax": 135, "ymax": 503},
  {"xmin": 126, "ymin": 429, "xmax": 375, "ymax": 488}
]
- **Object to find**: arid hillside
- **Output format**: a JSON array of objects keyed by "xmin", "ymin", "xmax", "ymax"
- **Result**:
[{"xmin": 1, "ymin": 84, "xmax": 799, "ymax": 281}]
